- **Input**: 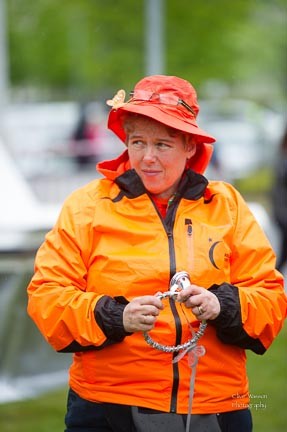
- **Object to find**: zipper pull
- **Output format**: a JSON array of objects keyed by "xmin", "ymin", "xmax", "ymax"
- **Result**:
[
  {"xmin": 185, "ymin": 218, "xmax": 192, "ymax": 236},
  {"xmin": 167, "ymin": 193, "xmax": 176, "ymax": 209}
]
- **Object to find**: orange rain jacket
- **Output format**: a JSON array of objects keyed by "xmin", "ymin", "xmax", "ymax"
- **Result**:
[{"xmin": 27, "ymin": 149, "xmax": 286, "ymax": 415}]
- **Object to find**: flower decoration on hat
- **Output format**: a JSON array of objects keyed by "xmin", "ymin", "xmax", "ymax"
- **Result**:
[{"xmin": 106, "ymin": 89, "xmax": 126, "ymax": 109}]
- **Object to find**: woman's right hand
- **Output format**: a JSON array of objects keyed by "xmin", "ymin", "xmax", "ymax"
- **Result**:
[{"xmin": 123, "ymin": 295, "xmax": 164, "ymax": 333}]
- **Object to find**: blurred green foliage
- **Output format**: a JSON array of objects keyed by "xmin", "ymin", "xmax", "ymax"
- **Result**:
[
  {"xmin": 6, "ymin": 0, "xmax": 287, "ymax": 102},
  {"xmin": 236, "ymin": 167, "xmax": 273, "ymax": 194},
  {"xmin": 247, "ymin": 322, "xmax": 287, "ymax": 432},
  {"xmin": 0, "ymin": 387, "xmax": 67, "ymax": 432}
]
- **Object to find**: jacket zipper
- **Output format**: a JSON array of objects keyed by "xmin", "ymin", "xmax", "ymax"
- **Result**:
[
  {"xmin": 150, "ymin": 195, "xmax": 183, "ymax": 413},
  {"xmin": 166, "ymin": 202, "xmax": 182, "ymax": 413},
  {"xmin": 166, "ymin": 229, "xmax": 181, "ymax": 413}
]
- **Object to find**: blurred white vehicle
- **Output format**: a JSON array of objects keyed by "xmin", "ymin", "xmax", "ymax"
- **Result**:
[
  {"xmin": 198, "ymin": 98, "xmax": 284, "ymax": 182},
  {"xmin": 0, "ymin": 137, "xmax": 60, "ymax": 251},
  {"xmin": 0, "ymin": 137, "xmax": 68, "ymax": 403},
  {"xmin": 206, "ymin": 119, "xmax": 265, "ymax": 181}
]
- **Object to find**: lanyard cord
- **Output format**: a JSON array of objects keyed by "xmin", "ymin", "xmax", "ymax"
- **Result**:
[
  {"xmin": 186, "ymin": 355, "xmax": 199, "ymax": 432},
  {"xmin": 142, "ymin": 272, "xmax": 207, "ymax": 429},
  {"xmin": 174, "ymin": 304, "xmax": 206, "ymax": 432}
]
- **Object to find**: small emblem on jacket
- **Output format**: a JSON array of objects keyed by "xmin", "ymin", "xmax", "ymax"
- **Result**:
[{"xmin": 208, "ymin": 240, "xmax": 223, "ymax": 269}]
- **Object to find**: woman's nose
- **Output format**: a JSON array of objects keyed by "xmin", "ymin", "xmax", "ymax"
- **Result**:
[{"xmin": 142, "ymin": 144, "xmax": 157, "ymax": 161}]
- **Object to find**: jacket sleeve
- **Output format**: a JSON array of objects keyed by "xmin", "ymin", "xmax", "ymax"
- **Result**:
[
  {"xmin": 27, "ymin": 192, "xmax": 130, "ymax": 353},
  {"xmin": 208, "ymin": 186, "xmax": 287, "ymax": 354}
]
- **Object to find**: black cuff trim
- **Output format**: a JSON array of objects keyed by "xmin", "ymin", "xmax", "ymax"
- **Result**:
[
  {"xmin": 94, "ymin": 295, "xmax": 132, "ymax": 342},
  {"xmin": 209, "ymin": 283, "xmax": 241, "ymax": 328},
  {"xmin": 208, "ymin": 283, "xmax": 266, "ymax": 354},
  {"xmin": 58, "ymin": 340, "xmax": 111, "ymax": 353}
]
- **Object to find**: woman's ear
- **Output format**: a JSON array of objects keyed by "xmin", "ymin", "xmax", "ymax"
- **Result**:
[{"xmin": 186, "ymin": 136, "xmax": 197, "ymax": 159}]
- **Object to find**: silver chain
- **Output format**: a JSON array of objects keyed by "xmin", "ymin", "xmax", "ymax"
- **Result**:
[{"xmin": 142, "ymin": 272, "xmax": 207, "ymax": 353}]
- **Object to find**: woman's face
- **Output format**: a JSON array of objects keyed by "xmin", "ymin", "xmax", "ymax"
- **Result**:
[{"xmin": 126, "ymin": 116, "xmax": 196, "ymax": 199}]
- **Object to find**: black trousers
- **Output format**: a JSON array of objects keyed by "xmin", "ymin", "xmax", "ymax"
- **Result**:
[{"xmin": 65, "ymin": 388, "xmax": 253, "ymax": 432}]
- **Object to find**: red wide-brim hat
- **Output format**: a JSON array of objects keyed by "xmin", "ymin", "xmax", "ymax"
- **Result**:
[{"xmin": 107, "ymin": 75, "xmax": 216, "ymax": 173}]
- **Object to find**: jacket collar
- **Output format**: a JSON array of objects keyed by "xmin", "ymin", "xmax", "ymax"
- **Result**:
[{"xmin": 115, "ymin": 167, "xmax": 208, "ymax": 201}]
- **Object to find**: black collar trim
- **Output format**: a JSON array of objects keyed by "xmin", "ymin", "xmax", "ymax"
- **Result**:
[{"xmin": 113, "ymin": 168, "xmax": 208, "ymax": 202}]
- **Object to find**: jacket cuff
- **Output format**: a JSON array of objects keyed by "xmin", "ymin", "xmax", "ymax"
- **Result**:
[
  {"xmin": 208, "ymin": 283, "xmax": 266, "ymax": 354},
  {"xmin": 208, "ymin": 283, "xmax": 241, "ymax": 328},
  {"xmin": 94, "ymin": 295, "xmax": 132, "ymax": 342}
]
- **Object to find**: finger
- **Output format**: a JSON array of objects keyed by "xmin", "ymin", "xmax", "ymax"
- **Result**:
[
  {"xmin": 191, "ymin": 306, "xmax": 208, "ymax": 320},
  {"xmin": 140, "ymin": 314, "xmax": 156, "ymax": 327},
  {"xmin": 138, "ymin": 295, "xmax": 164, "ymax": 309},
  {"xmin": 180, "ymin": 293, "xmax": 204, "ymax": 308},
  {"xmin": 197, "ymin": 305, "xmax": 205, "ymax": 315},
  {"xmin": 140, "ymin": 305, "xmax": 161, "ymax": 316},
  {"xmin": 177, "ymin": 285, "xmax": 203, "ymax": 302},
  {"xmin": 192, "ymin": 305, "xmax": 206, "ymax": 317}
]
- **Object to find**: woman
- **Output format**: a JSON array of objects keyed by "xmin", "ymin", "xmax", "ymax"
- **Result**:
[{"xmin": 27, "ymin": 75, "xmax": 286, "ymax": 432}]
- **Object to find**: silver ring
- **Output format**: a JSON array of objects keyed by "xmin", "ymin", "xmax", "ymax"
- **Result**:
[{"xmin": 197, "ymin": 305, "xmax": 204, "ymax": 315}]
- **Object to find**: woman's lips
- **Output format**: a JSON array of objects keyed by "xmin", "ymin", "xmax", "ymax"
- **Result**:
[{"xmin": 142, "ymin": 169, "xmax": 161, "ymax": 177}]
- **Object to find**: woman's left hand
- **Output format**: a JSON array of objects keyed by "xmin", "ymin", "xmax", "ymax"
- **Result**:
[{"xmin": 177, "ymin": 284, "xmax": 220, "ymax": 320}]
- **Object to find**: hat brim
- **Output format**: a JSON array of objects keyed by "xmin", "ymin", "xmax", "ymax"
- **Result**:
[{"xmin": 108, "ymin": 103, "xmax": 216, "ymax": 144}]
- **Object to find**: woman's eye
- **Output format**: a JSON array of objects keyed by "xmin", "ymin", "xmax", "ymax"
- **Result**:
[
  {"xmin": 131, "ymin": 140, "xmax": 145, "ymax": 148},
  {"xmin": 156, "ymin": 142, "xmax": 171, "ymax": 150}
]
